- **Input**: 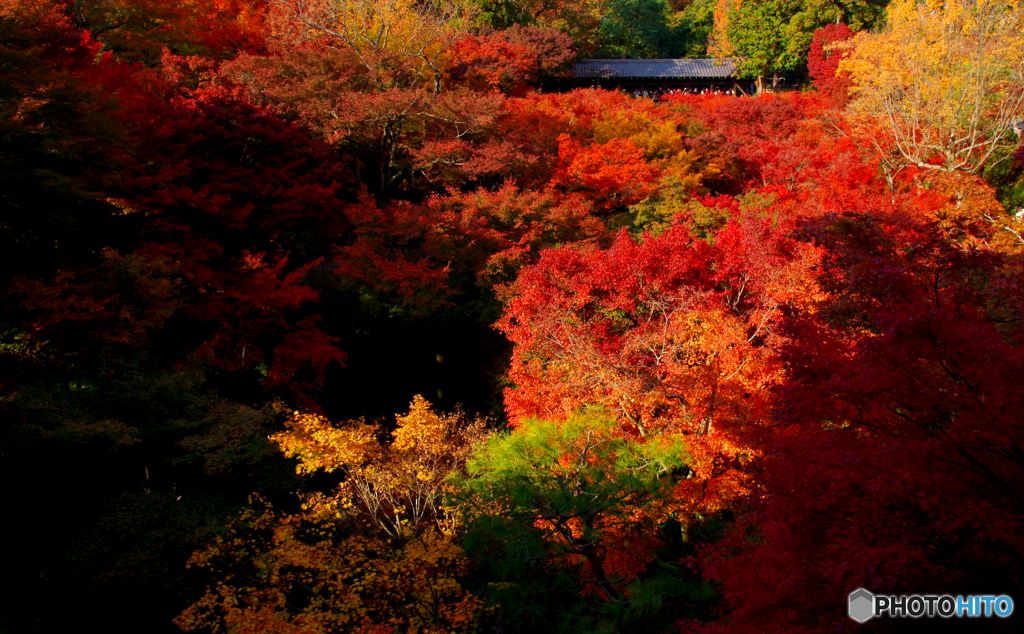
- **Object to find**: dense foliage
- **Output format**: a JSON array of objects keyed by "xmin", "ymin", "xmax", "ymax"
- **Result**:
[{"xmin": 2, "ymin": 0, "xmax": 1023, "ymax": 633}]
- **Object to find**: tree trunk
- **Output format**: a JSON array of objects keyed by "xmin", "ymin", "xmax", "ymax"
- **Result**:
[{"xmin": 582, "ymin": 545, "xmax": 621, "ymax": 602}]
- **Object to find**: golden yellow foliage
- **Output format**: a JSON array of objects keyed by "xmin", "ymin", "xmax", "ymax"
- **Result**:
[
  {"xmin": 176, "ymin": 498, "xmax": 484, "ymax": 634},
  {"xmin": 842, "ymin": 0, "xmax": 1024, "ymax": 173},
  {"xmin": 272, "ymin": 412, "xmax": 379, "ymax": 475},
  {"xmin": 179, "ymin": 397, "xmax": 491, "ymax": 633},
  {"xmin": 593, "ymin": 111, "xmax": 704, "ymax": 193},
  {"xmin": 269, "ymin": 0, "xmax": 474, "ymax": 89},
  {"xmin": 273, "ymin": 396, "xmax": 489, "ymax": 538}
]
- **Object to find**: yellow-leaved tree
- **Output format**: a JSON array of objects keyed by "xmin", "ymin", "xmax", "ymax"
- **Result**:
[
  {"xmin": 841, "ymin": 0, "xmax": 1024, "ymax": 174},
  {"xmin": 176, "ymin": 397, "xmax": 490, "ymax": 634},
  {"xmin": 273, "ymin": 395, "xmax": 489, "ymax": 538},
  {"xmin": 269, "ymin": 0, "xmax": 475, "ymax": 90}
]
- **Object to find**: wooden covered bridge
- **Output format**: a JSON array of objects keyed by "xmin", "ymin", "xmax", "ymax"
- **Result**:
[{"xmin": 571, "ymin": 58, "xmax": 753, "ymax": 95}]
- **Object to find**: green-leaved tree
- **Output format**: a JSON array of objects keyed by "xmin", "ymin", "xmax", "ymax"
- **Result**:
[
  {"xmin": 451, "ymin": 412, "xmax": 715, "ymax": 632},
  {"xmin": 727, "ymin": 0, "xmax": 803, "ymax": 92}
]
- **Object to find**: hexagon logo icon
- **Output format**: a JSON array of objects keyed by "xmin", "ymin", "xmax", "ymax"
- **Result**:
[{"xmin": 848, "ymin": 588, "xmax": 875, "ymax": 623}]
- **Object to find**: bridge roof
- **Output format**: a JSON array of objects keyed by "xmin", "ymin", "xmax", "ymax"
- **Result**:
[{"xmin": 574, "ymin": 58, "xmax": 738, "ymax": 80}]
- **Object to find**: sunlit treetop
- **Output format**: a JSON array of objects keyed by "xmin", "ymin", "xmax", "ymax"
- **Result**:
[
  {"xmin": 841, "ymin": 0, "xmax": 1024, "ymax": 173},
  {"xmin": 267, "ymin": 0, "xmax": 477, "ymax": 90}
]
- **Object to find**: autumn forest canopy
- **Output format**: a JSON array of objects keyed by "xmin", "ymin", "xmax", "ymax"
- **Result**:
[{"xmin": 2, "ymin": 0, "xmax": 1024, "ymax": 632}]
